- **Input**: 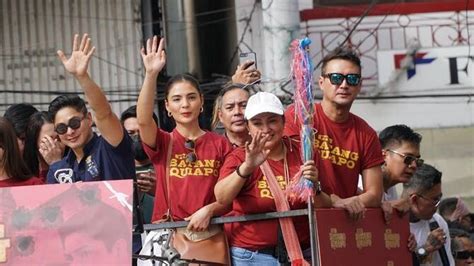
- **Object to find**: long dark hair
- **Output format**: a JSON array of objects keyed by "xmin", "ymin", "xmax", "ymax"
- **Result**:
[
  {"xmin": 23, "ymin": 111, "xmax": 52, "ymax": 176},
  {"xmin": 0, "ymin": 117, "xmax": 32, "ymax": 180}
]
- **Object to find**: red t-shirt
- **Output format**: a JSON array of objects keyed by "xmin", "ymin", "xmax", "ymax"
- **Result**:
[
  {"xmin": 284, "ymin": 103, "xmax": 384, "ymax": 198},
  {"xmin": 143, "ymin": 129, "xmax": 232, "ymax": 222},
  {"xmin": 0, "ymin": 176, "xmax": 44, "ymax": 188},
  {"xmin": 219, "ymin": 137, "xmax": 310, "ymax": 250}
]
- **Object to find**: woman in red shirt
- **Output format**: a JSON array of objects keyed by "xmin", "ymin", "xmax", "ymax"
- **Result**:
[
  {"xmin": 0, "ymin": 117, "xmax": 43, "ymax": 187},
  {"xmin": 137, "ymin": 36, "xmax": 231, "ymax": 231},
  {"xmin": 215, "ymin": 92, "xmax": 331, "ymax": 265}
]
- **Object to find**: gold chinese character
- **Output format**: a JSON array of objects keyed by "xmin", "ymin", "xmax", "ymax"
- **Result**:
[
  {"xmin": 355, "ymin": 228, "xmax": 372, "ymax": 249},
  {"xmin": 329, "ymin": 228, "xmax": 346, "ymax": 250},
  {"xmin": 0, "ymin": 224, "xmax": 11, "ymax": 263},
  {"xmin": 384, "ymin": 229, "xmax": 400, "ymax": 249}
]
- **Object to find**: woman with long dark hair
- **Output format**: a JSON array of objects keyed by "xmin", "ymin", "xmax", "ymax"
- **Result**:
[
  {"xmin": 0, "ymin": 117, "xmax": 42, "ymax": 187},
  {"xmin": 23, "ymin": 111, "xmax": 64, "ymax": 182},
  {"xmin": 137, "ymin": 36, "xmax": 232, "ymax": 263}
]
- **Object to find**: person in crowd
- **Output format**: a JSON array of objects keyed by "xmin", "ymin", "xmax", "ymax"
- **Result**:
[
  {"xmin": 211, "ymin": 83, "xmax": 251, "ymax": 148},
  {"xmin": 3, "ymin": 103, "xmax": 38, "ymax": 155},
  {"xmin": 376, "ymin": 124, "xmax": 423, "ymax": 224},
  {"xmin": 284, "ymin": 47, "xmax": 383, "ymax": 220},
  {"xmin": 47, "ymin": 33, "xmax": 134, "ymax": 183},
  {"xmin": 232, "ymin": 60, "xmax": 261, "ymax": 85},
  {"xmin": 450, "ymin": 229, "xmax": 473, "ymax": 265},
  {"xmin": 121, "ymin": 105, "xmax": 157, "ymax": 197},
  {"xmin": 137, "ymin": 36, "xmax": 232, "ymax": 231},
  {"xmin": 439, "ymin": 197, "xmax": 473, "ymax": 233},
  {"xmin": 23, "ymin": 111, "xmax": 65, "ymax": 182},
  {"xmin": 402, "ymin": 163, "xmax": 455, "ymax": 265},
  {"xmin": 0, "ymin": 117, "xmax": 43, "ymax": 187},
  {"xmin": 215, "ymin": 91, "xmax": 331, "ymax": 265},
  {"xmin": 379, "ymin": 124, "xmax": 423, "ymax": 201}
]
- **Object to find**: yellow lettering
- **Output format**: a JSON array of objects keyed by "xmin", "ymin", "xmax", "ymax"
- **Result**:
[
  {"xmin": 337, "ymin": 157, "xmax": 347, "ymax": 166},
  {"xmin": 347, "ymin": 160, "xmax": 355, "ymax": 169},
  {"xmin": 212, "ymin": 169, "xmax": 219, "ymax": 177},
  {"xmin": 330, "ymin": 146, "xmax": 340, "ymax": 156},
  {"xmin": 320, "ymin": 141, "xmax": 330, "ymax": 150},
  {"xmin": 340, "ymin": 149, "xmax": 350, "ymax": 159},
  {"xmin": 314, "ymin": 138, "xmax": 320, "ymax": 149},
  {"xmin": 169, "ymin": 167, "xmax": 183, "ymax": 178},
  {"xmin": 204, "ymin": 160, "xmax": 215, "ymax": 168},
  {"xmin": 258, "ymin": 180, "xmax": 267, "ymax": 189},
  {"xmin": 170, "ymin": 158, "xmax": 177, "ymax": 167},
  {"xmin": 321, "ymin": 150, "xmax": 330, "ymax": 159},
  {"xmin": 260, "ymin": 189, "xmax": 272, "ymax": 199},
  {"xmin": 203, "ymin": 168, "xmax": 213, "ymax": 176},
  {"xmin": 350, "ymin": 152, "xmax": 359, "ymax": 161},
  {"xmin": 194, "ymin": 168, "xmax": 204, "ymax": 176},
  {"xmin": 194, "ymin": 160, "xmax": 204, "ymax": 167},
  {"xmin": 177, "ymin": 160, "xmax": 188, "ymax": 168}
]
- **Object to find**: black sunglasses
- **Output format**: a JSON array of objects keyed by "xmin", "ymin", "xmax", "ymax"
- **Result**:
[
  {"xmin": 323, "ymin": 73, "xmax": 361, "ymax": 86},
  {"xmin": 184, "ymin": 139, "xmax": 197, "ymax": 163},
  {"xmin": 455, "ymin": 250, "xmax": 474, "ymax": 260},
  {"xmin": 55, "ymin": 116, "xmax": 85, "ymax": 135},
  {"xmin": 386, "ymin": 149, "xmax": 424, "ymax": 167}
]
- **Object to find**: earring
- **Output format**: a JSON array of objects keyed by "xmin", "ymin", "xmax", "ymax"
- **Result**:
[
  {"xmin": 200, "ymin": 107, "xmax": 204, "ymax": 113},
  {"xmin": 167, "ymin": 111, "xmax": 172, "ymax": 117}
]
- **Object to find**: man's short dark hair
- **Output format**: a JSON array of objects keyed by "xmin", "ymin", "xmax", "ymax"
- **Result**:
[
  {"xmin": 379, "ymin": 124, "xmax": 422, "ymax": 149},
  {"xmin": 438, "ymin": 197, "xmax": 458, "ymax": 220},
  {"xmin": 403, "ymin": 163, "xmax": 442, "ymax": 194},
  {"xmin": 321, "ymin": 46, "xmax": 361, "ymax": 75},
  {"xmin": 120, "ymin": 105, "xmax": 158, "ymax": 125},
  {"xmin": 48, "ymin": 95, "xmax": 88, "ymax": 121},
  {"xmin": 3, "ymin": 103, "xmax": 39, "ymax": 138}
]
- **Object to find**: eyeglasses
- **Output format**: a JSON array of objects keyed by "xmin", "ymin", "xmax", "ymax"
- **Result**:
[
  {"xmin": 386, "ymin": 149, "xmax": 424, "ymax": 167},
  {"xmin": 184, "ymin": 139, "xmax": 197, "ymax": 163},
  {"xmin": 455, "ymin": 250, "xmax": 474, "ymax": 260},
  {"xmin": 55, "ymin": 116, "xmax": 85, "ymax": 135},
  {"xmin": 417, "ymin": 193, "xmax": 443, "ymax": 207},
  {"xmin": 322, "ymin": 73, "xmax": 361, "ymax": 86}
]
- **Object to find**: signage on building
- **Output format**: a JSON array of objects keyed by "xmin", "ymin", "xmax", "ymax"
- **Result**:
[{"xmin": 377, "ymin": 46, "xmax": 474, "ymax": 95}]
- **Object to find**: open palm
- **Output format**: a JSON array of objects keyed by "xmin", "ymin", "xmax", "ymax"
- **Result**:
[
  {"xmin": 57, "ymin": 33, "xmax": 95, "ymax": 77},
  {"xmin": 141, "ymin": 36, "xmax": 166, "ymax": 75},
  {"xmin": 244, "ymin": 131, "xmax": 271, "ymax": 170}
]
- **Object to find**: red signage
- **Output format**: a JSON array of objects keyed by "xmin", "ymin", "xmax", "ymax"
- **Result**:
[
  {"xmin": 316, "ymin": 208, "xmax": 411, "ymax": 266},
  {"xmin": 0, "ymin": 180, "xmax": 133, "ymax": 265}
]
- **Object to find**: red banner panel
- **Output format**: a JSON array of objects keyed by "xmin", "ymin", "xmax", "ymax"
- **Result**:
[
  {"xmin": 0, "ymin": 180, "xmax": 133, "ymax": 265},
  {"xmin": 316, "ymin": 208, "xmax": 411, "ymax": 266}
]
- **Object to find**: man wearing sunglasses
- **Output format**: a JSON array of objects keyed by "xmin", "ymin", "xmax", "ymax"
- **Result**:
[
  {"xmin": 284, "ymin": 47, "xmax": 384, "ymax": 220},
  {"xmin": 402, "ymin": 164, "xmax": 455, "ymax": 265},
  {"xmin": 46, "ymin": 33, "xmax": 135, "ymax": 184}
]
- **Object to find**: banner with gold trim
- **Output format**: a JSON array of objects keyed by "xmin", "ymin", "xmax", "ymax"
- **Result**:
[{"xmin": 316, "ymin": 208, "xmax": 411, "ymax": 266}]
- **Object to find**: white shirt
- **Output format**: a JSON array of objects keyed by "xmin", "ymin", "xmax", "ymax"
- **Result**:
[{"xmin": 410, "ymin": 213, "xmax": 455, "ymax": 266}]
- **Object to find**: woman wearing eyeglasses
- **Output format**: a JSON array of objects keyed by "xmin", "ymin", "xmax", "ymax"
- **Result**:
[
  {"xmin": 137, "ymin": 36, "xmax": 232, "ymax": 232},
  {"xmin": 0, "ymin": 117, "xmax": 43, "ymax": 188},
  {"xmin": 215, "ymin": 92, "xmax": 331, "ymax": 265}
]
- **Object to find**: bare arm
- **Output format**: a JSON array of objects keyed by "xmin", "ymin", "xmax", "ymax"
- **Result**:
[
  {"xmin": 215, "ymin": 131, "xmax": 270, "ymax": 205},
  {"xmin": 359, "ymin": 165, "xmax": 383, "ymax": 207},
  {"xmin": 57, "ymin": 34, "xmax": 124, "ymax": 147},
  {"xmin": 137, "ymin": 36, "xmax": 166, "ymax": 149}
]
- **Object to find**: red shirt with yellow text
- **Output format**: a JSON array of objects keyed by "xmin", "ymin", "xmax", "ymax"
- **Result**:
[
  {"xmin": 143, "ymin": 129, "xmax": 232, "ymax": 222},
  {"xmin": 219, "ymin": 137, "xmax": 309, "ymax": 250},
  {"xmin": 284, "ymin": 103, "xmax": 384, "ymax": 198}
]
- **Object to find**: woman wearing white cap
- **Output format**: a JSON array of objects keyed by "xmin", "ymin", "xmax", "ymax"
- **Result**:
[{"xmin": 215, "ymin": 92, "xmax": 331, "ymax": 265}]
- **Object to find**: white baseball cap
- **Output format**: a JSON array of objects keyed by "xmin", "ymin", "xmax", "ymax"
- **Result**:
[{"xmin": 244, "ymin": 92, "xmax": 284, "ymax": 120}]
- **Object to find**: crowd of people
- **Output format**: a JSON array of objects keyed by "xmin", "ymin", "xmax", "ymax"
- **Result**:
[{"xmin": 1, "ymin": 33, "xmax": 473, "ymax": 265}]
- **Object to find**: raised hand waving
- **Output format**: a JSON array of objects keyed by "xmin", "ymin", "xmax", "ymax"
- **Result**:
[{"xmin": 57, "ymin": 33, "xmax": 95, "ymax": 77}]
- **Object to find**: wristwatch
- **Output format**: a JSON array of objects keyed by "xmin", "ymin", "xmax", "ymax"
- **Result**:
[
  {"xmin": 315, "ymin": 181, "xmax": 322, "ymax": 195},
  {"xmin": 416, "ymin": 247, "xmax": 428, "ymax": 261}
]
